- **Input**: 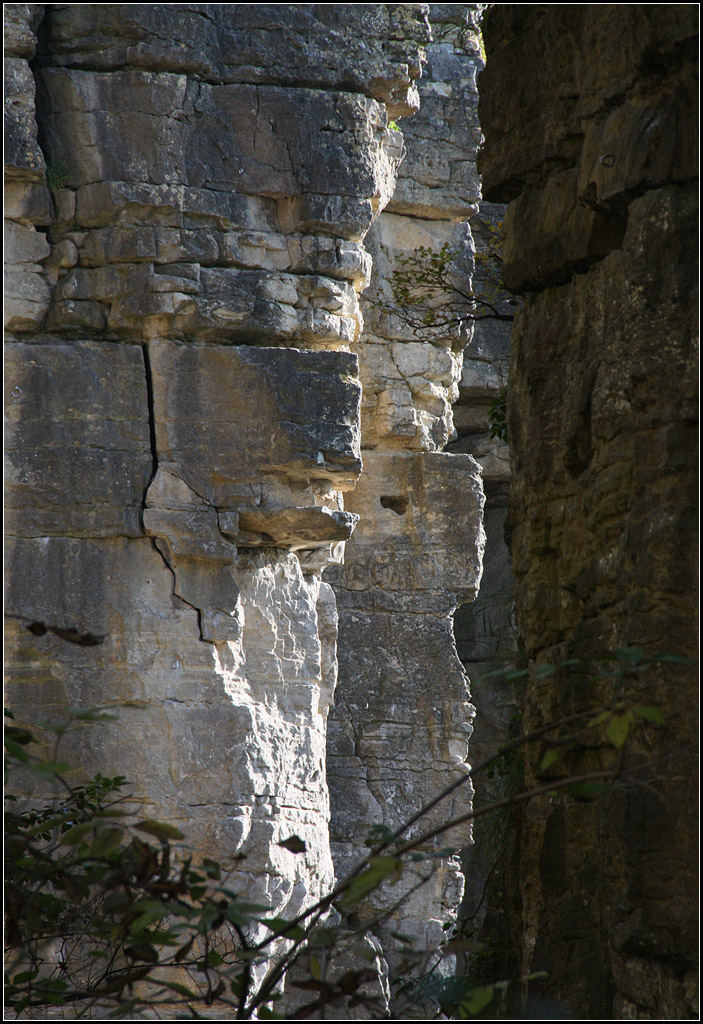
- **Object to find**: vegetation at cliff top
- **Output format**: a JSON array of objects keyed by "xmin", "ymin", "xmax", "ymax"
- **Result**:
[{"xmin": 4, "ymin": 648, "xmax": 690, "ymax": 1020}]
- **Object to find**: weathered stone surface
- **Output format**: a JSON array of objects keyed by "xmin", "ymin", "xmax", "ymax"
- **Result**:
[
  {"xmin": 148, "ymin": 342, "xmax": 362, "ymax": 505},
  {"xmin": 3, "ymin": 264, "xmax": 52, "ymax": 331},
  {"xmin": 390, "ymin": 4, "xmax": 483, "ymax": 219},
  {"xmin": 237, "ymin": 506, "xmax": 359, "ymax": 551},
  {"xmin": 479, "ymin": 5, "xmax": 698, "ymax": 1018},
  {"xmin": 4, "ymin": 56, "xmax": 44, "ymax": 181},
  {"xmin": 4, "ymin": 7, "xmax": 52, "ymax": 332},
  {"xmin": 4, "ymin": 6, "xmax": 492, "ymax": 1018},
  {"xmin": 4, "ymin": 341, "xmax": 152, "ymax": 537},
  {"xmin": 479, "ymin": 5, "xmax": 699, "ymax": 202},
  {"xmin": 37, "ymin": 58, "xmax": 404, "ymax": 340},
  {"xmin": 4, "ymin": 539, "xmax": 337, "ymax": 920},
  {"xmin": 43, "ymin": 4, "xmax": 429, "ymax": 117},
  {"xmin": 479, "ymin": 4, "xmax": 698, "ymax": 294},
  {"xmin": 333, "ymin": 450, "xmax": 484, "ymax": 601},
  {"xmin": 321, "ymin": 12, "xmax": 493, "ymax": 1007},
  {"xmin": 356, "ymin": 213, "xmax": 471, "ymax": 451},
  {"xmin": 447, "ymin": 195, "xmax": 518, "ymax": 943},
  {"xmin": 4, "ymin": 180, "xmax": 51, "ymax": 223},
  {"xmin": 3, "ymin": 3, "xmax": 44, "ymax": 58}
]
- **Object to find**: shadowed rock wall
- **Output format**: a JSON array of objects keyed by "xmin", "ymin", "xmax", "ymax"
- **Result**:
[{"xmin": 479, "ymin": 5, "xmax": 698, "ymax": 1018}]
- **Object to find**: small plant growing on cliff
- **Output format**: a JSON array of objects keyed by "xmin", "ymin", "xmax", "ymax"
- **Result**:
[
  {"xmin": 372, "ymin": 216, "xmax": 516, "ymax": 345},
  {"xmin": 488, "ymin": 387, "xmax": 508, "ymax": 443},
  {"xmin": 45, "ymin": 161, "xmax": 69, "ymax": 195}
]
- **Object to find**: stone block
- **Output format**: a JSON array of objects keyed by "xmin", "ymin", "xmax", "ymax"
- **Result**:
[
  {"xmin": 501, "ymin": 169, "xmax": 627, "ymax": 292},
  {"xmin": 149, "ymin": 342, "xmax": 362, "ymax": 507},
  {"xmin": 4, "ymin": 56, "xmax": 44, "ymax": 181},
  {"xmin": 39, "ymin": 69, "xmax": 399, "ymax": 244},
  {"xmin": 238, "ymin": 506, "xmax": 358, "ymax": 550},
  {"xmin": 4, "ymin": 341, "xmax": 152, "ymax": 536},
  {"xmin": 339, "ymin": 450, "xmax": 485, "ymax": 603},
  {"xmin": 4, "ymin": 181, "xmax": 52, "ymax": 223},
  {"xmin": 43, "ymin": 4, "xmax": 428, "ymax": 116},
  {"xmin": 3, "ymin": 266, "xmax": 51, "ymax": 331},
  {"xmin": 4, "ymin": 219, "xmax": 50, "ymax": 264}
]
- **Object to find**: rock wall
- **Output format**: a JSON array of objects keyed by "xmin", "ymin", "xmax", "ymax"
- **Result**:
[
  {"xmin": 479, "ymin": 6, "xmax": 698, "ymax": 1018},
  {"xmin": 4, "ymin": 3, "xmax": 494, "ymax": 1014},
  {"xmin": 4, "ymin": 0, "xmax": 427, "ymax": 962},
  {"xmin": 326, "ymin": 9, "xmax": 487, "ymax": 1002}
]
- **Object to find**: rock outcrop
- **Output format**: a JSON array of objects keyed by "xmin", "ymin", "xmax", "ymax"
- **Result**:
[
  {"xmin": 479, "ymin": 6, "xmax": 698, "ymax": 1018},
  {"xmin": 326, "ymin": 9, "xmax": 486, "ymax": 1002},
  {"xmin": 4, "ymin": 0, "xmax": 426, "ymax": 960},
  {"xmin": 4, "ymin": 4, "xmax": 491, "ymax": 1016}
]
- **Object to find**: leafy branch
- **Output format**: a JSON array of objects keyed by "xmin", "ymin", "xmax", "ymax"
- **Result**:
[
  {"xmin": 4, "ymin": 648, "xmax": 693, "ymax": 1020},
  {"xmin": 371, "ymin": 225, "xmax": 514, "ymax": 345}
]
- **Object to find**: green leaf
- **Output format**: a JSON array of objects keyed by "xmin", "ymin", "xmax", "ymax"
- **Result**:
[
  {"xmin": 310, "ymin": 955, "xmax": 323, "ymax": 981},
  {"xmin": 202, "ymin": 857, "xmax": 221, "ymax": 879},
  {"xmin": 175, "ymin": 937, "xmax": 195, "ymax": 963},
  {"xmin": 131, "ymin": 900, "xmax": 169, "ymax": 932},
  {"xmin": 262, "ymin": 917, "xmax": 306, "ymax": 940},
  {"xmin": 125, "ymin": 942, "xmax": 159, "ymax": 963},
  {"xmin": 4, "ymin": 725, "xmax": 34, "ymax": 745},
  {"xmin": 633, "ymin": 705, "xmax": 665, "ymax": 725},
  {"xmin": 60, "ymin": 821, "xmax": 93, "ymax": 846},
  {"xmin": 12, "ymin": 970, "xmax": 39, "ymax": 984},
  {"xmin": 90, "ymin": 826, "xmax": 125, "ymax": 857},
  {"xmin": 162, "ymin": 981, "xmax": 199, "ymax": 998},
  {"xmin": 563, "ymin": 780, "xmax": 608, "ymax": 798},
  {"xmin": 614, "ymin": 647, "xmax": 647, "ymax": 665},
  {"xmin": 336, "ymin": 856, "xmax": 403, "ymax": 912},
  {"xmin": 136, "ymin": 819, "xmax": 184, "ymax": 841},
  {"xmin": 540, "ymin": 746, "xmax": 569, "ymax": 771},
  {"xmin": 460, "ymin": 984, "xmax": 494, "ymax": 1016},
  {"xmin": 4, "ymin": 738, "xmax": 29, "ymax": 762},
  {"xmin": 607, "ymin": 711, "xmax": 634, "ymax": 748},
  {"xmin": 587, "ymin": 710, "xmax": 612, "ymax": 728},
  {"xmin": 28, "ymin": 760, "xmax": 71, "ymax": 779}
]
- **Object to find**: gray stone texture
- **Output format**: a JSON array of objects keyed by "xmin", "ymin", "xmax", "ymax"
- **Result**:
[
  {"xmin": 479, "ymin": 5, "xmax": 698, "ymax": 1019},
  {"xmin": 3, "ymin": 5, "xmax": 440, "ymax": 1000},
  {"xmin": 4, "ymin": 5, "xmax": 52, "ymax": 332},
  {"xmin": 325, "ymin": 8, "xmax": 501, "ymax": 1009},
  {"xmin": 3, "ymin": 5, "xmax": 496, "ymax": 1019}
]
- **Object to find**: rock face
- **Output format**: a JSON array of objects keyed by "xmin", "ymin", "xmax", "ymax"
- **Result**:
[
  {"xmin": 325, "ymin": 9, "xmax": 488, "ymax": 1004},
  {"xmin": 4, "ymin": 3, "xmax": 491, "ymax": 1016},
  {"xmin": 479, "ymin": 6, "xmax": 698, "ymax": 1019},
  {"xmin": 3, "ymin": 0, "xmax": 423, "ymax": 966}
]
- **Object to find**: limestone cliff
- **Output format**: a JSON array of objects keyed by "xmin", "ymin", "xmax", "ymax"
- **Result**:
[
  {"xmin": 4, "ymin": 4, "xmax": 490, "ymax": 1016},
  {"xmin": 479, "ymin": 6, "xmax": 698, "ymax": 1019},
  {"xmin": 326, "ymin": 8, "xmax": 485, "ymax": 994}
]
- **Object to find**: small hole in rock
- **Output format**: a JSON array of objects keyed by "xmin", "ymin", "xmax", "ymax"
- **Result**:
[{"xmin": 380, "ymin": 495, "xmax": 408, "ymax": 515}]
